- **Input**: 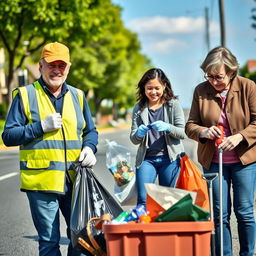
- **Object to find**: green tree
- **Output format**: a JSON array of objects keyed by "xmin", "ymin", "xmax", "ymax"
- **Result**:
[
  {"xmin": 0, "ymin": 0, "xmax": 151, "ymax": 119},
  {"xmin": 0, "ymin": 0, "xmax": 109, "ymax": 105},
  {"xmin": 67, "ymin": 3, "xmax": 150, "ymax": 120},
  {"xmin": 91, "ymin": 29, "xmax": 150, "ymax": 120},
  {"xmin": 252, "ymin": 0, "xmax": 256, "ymax": 32}
]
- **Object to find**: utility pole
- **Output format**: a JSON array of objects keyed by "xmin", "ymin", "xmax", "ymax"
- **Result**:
[
  {"xmin": 205, "ymin": 7, "xmax": 210, "ymax": 51},
  {"xmin": 219, "ymin": 0, "xmax": 226, "ymax": 47},
  {"xmin": 186, "ymin": 8, "xmax": 210, "ymax": 52}
]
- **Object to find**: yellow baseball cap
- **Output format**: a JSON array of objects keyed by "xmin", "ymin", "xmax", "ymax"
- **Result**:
[{"xmin": 41, "ymin": 42, "xmax": 71, "ymax": 64}]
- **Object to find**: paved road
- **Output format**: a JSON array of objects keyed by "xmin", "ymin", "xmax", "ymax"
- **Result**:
[{"xmin": 0, "ymin": 127, "xmax": 253, "ymax": 255}]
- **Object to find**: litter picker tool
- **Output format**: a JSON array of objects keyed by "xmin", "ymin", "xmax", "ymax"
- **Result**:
[
  {"xmin": 202, "ymin": 172, "xmax": 218, "ymax": 256},
  {"xmin": 216, "ymin": 124, "xmax": 224, "ymax": 256}
]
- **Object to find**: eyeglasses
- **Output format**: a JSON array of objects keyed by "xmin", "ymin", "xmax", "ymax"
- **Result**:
[
  {"xmin": 204, "ymin": 74, "xmax": 227, "ymax": 82},
  {"xmin": 46, "ymin": 63, "xmax": 67, "ymax": 70}
]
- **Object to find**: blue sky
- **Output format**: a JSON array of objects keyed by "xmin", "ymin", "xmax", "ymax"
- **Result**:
[{"xmin": 112, "ymin": 0, "xmax": 256, "ymax": 109}]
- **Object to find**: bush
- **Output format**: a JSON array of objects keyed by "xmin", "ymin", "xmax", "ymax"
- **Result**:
[
  {"xmin": 0, "ymin": 102, "xmax": 7, "ymax": 119},
  {"xmin": 100, "ymin": 106, "xmax": 112, "ymax": 115},
  {"xmin": 0, "ymin": 120, "xmax": 5, "ymax": 144},
  {"xmin": 0, "ymin": 119, "xmax": 4, "ymax": 128}
]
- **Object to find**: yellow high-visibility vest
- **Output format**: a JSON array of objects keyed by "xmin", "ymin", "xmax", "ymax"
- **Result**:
[{"xmin": 13, "ymin": 81, "xmax": 85, "ymax": 193}]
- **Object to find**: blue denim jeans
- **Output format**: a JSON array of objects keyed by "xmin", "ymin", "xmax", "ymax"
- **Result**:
[
  {"xmin": 204, "ymin": 162, "xmax": 256, "ymax": 256},
  {"xmin": 136, "ymin": 155, "xmax": 180, "ymax": 206},
  {"xmin": 26, "ymin": 178, "xmax": 86, "ymax": 256}
]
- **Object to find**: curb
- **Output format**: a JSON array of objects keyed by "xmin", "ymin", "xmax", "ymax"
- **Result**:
[
  {"xmin": 0, "ymin": 144, "xmax": 18, "ymax": 151},
  {"xmin": 97, "ymin": 123, "xmax": 130, "ymax": 134}
]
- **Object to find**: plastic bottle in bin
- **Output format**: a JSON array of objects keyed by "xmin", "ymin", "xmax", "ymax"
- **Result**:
[
  {"xmin": 111, "ymin": 211, "xmax": 130, "ymax": 224},
  {"xmin": 105, "ymin": 140, "xmax": 135, "ymax": 186}
]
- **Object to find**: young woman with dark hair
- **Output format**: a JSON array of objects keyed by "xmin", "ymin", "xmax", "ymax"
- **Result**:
[{"xmin": 130, "ymin": 68, "xmax": 186, "ymax": 208}]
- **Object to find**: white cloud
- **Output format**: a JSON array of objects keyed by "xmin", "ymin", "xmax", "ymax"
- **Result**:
[
  {"xmin": 127, "ymin": 15, "xmax": 219, "ymax": 54},
  {"xmin": 148, "ymin": 38, "xmax": 186, "ymax": 54},
  {"xmin": 128, "ymin": 16, "xmax": 203, "ymax": 34},
  {"xmin": 127, "ymin": 16, "xmax": 219, "ymax": 36}
]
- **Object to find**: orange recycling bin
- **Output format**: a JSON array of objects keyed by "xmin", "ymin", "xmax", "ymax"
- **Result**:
[{"xmin": 103, "ymin": 221, "xmax": 214, "ymax": 256}]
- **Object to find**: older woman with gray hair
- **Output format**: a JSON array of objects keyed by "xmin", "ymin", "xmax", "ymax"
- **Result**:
[{"xmin": 186, "ymin": 46, "xmax": 256, "ymax": 256}]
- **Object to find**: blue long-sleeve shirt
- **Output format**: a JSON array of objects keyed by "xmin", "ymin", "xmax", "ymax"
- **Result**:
[{"xmin": 2, "ymin": 77, "xmax": 98, "ymax": 153}]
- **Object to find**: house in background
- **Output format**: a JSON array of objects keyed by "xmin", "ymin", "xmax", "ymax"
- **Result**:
[
  {"xmin": 247, "ymin": 60, "xmax": 256, "ymax": 73},
  {"xmin": 243, "ymin": 59, "xmax": 256, "ymax": 83}
]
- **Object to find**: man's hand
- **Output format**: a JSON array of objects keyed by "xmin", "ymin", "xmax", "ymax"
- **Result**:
[
  {"xmin": 79, "ymin": 146, "xmax": 97, "ymax": 167},
  {"xmin": 41, "ymin": 113, "xmax": 62, "ymax": 133}
]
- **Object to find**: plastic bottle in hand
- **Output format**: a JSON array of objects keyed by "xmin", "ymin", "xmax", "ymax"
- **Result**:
[{"xmin": 216, "ymin": 125, "xmax": 224, "ymax": 145}]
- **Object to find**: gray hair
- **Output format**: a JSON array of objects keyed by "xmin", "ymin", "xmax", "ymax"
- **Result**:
[{"xmin": 200, "ymin": 46, "xmax": 239, "ymax": 79}]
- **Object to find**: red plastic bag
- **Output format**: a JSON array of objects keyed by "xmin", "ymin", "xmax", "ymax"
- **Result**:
[{"xmin": 176, "ymin": 153, "xmax": 210, "ymax": 211}]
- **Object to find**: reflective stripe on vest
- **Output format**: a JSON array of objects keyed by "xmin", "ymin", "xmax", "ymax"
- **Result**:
[{"xmin": 15, "ymin": 81, "xmax": 85, "ymax": 193}]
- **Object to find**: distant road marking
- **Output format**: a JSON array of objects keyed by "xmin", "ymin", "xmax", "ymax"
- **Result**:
[{"xmin": 0, "ymin": 172, "xmax": 19, "ymax": 181}]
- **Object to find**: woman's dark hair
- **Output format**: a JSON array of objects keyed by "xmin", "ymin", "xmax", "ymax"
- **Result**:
[{"xmin": 136, "ymin": 68, "xmax": 177, "ymax": 109}]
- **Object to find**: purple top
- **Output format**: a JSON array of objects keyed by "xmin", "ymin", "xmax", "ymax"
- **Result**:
[{"xmin": 212, "ymin": 93, "xmax": 240, "ymax": 164}]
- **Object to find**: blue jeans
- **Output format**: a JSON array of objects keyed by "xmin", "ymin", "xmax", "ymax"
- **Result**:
[
  {"xmin": 136, "ymin": 155, "xmax": 180, "ymax": 206},
  {"xmin": 204, "ymin": 162, "xmax": 256, "ymax": 256},
  {"xmin": 26, "ymin": 178, "xmax": 86, "ymax": 256}
]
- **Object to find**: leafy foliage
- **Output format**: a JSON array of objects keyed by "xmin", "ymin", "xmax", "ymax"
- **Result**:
[
  {"xmin": 0, "ymin": 102, "xmax": 7, "ymax": 119},
  {"xmin": 252, "ymin": 0, "xmax": 256, "ymax": 32},
  {"xmin": 0, "ymin": 0, "xmax": 151, "ymax": 118},
  {"xmin": 0, "ymin": 0, "xmax": 103, "ymax": 101}
]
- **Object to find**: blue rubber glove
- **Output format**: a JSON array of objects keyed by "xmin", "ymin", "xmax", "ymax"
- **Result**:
[
  {"xmin": 136, "ymin": 124, "xmax": 150, "ymax": 138},
  {"xmin": 150, "ymin": 121, "xmax": 171, "ymax": 132}
]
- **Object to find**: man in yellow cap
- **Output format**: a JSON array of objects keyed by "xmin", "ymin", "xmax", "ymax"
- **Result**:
[{"xmin": 2, "ymin": 42, "xmax": 98, "ymax": 255}]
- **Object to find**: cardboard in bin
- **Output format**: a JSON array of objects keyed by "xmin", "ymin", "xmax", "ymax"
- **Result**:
[
  {"xmin": 154, "ymin": 194, "xmax": 210, "ymax": 222},
  {"xmin": 145, "ymin": 183, "xmax": 196, "ymax": 220},
  {"xmin": 103, "ymin": 221, "xmax": 214, "ymax": 256}
]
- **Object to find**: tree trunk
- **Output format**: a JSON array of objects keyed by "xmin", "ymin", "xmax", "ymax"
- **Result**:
[
  {"xmin": 93, "ymin": 93, "xmax": 103, "ymax": 125},
  {"xmin": 112, "ymin": 102, "xmax": 118, "ymax": 121},
  {"xmin": 6, "ymin": 55, "xmax": 15, "ymax": 107}
]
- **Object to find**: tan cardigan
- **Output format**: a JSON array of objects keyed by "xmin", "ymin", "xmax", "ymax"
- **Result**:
[{"xmin": 185, "ymin": 76, "xmax": 256, "ymax": 169}]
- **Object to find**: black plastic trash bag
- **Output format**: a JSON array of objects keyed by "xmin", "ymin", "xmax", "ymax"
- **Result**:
[{"xmin": 70, "ymin": 163, "xmax": 123, "ymax": 255}]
